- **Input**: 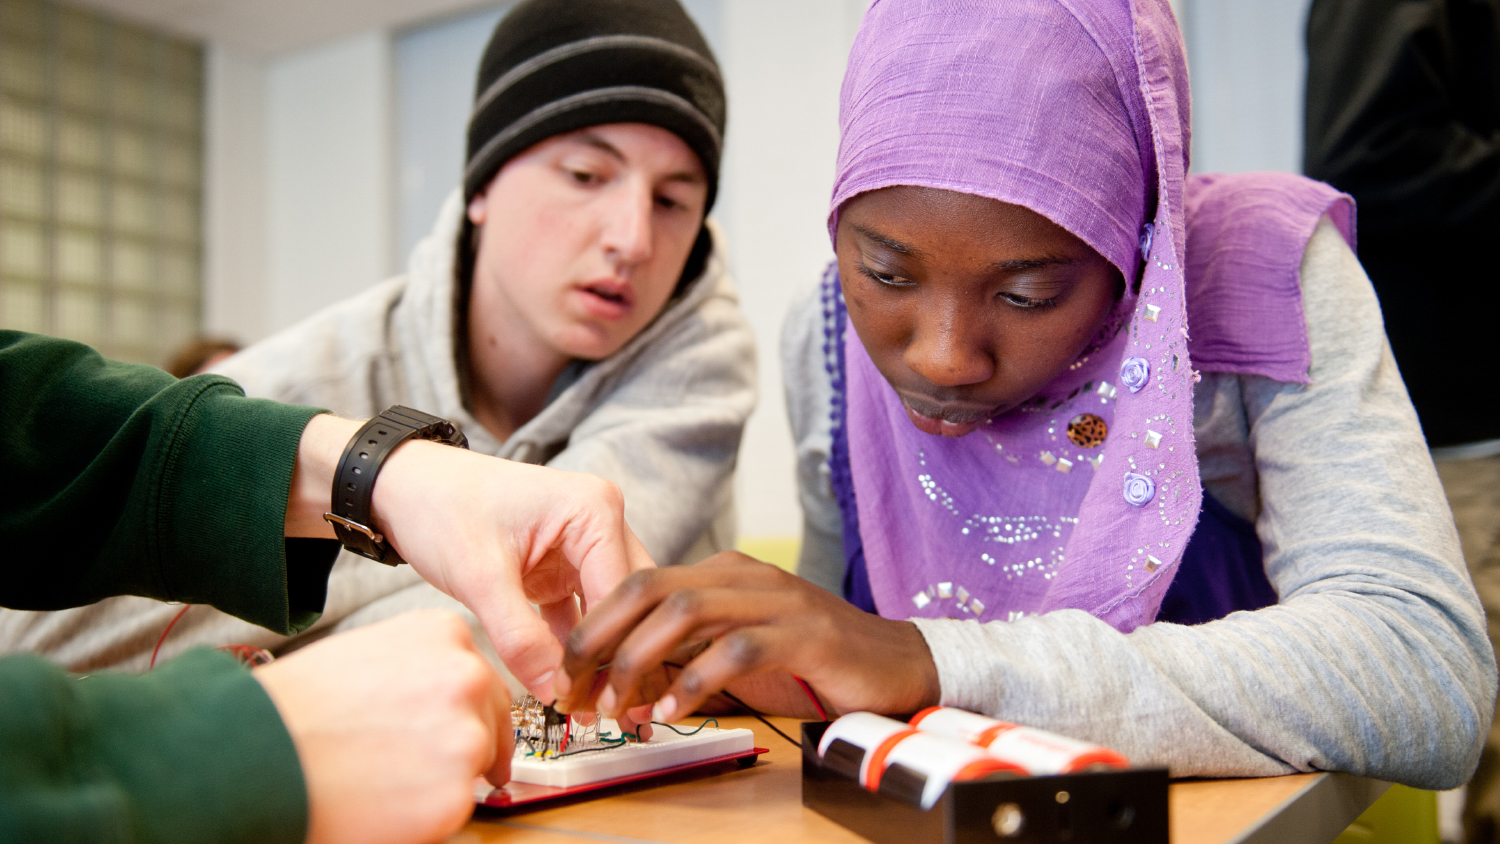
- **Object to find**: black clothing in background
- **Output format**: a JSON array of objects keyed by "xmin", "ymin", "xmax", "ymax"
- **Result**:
[{"xmin": 1305, "ymin": 0, "xmax": 1500, "ymax": 448}]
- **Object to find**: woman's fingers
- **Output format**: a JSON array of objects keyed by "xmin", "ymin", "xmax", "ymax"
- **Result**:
[
  {"xmin": 656, "ymin": 626, "xmax": 810, "ymax": 721},
  {"xmin": 557, "ymin": 572, "xmax": 664, "ymax": 711},
  {"xmin": 557, "ymin": 554, "xmax": 781, "ymax": 711},
  {"xmin": 551, "ymin": 552, "xmax": 941, "ymax": 723},
  {"xmin": 616, "ymin": 704, "xmax": 656, "ymax": 743},
  {"xmin": 599, "ymin": 586, "xmax": 792, "ymax": 717}
]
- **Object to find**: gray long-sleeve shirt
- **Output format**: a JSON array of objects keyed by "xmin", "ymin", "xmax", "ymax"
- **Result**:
[{"xmin": 783, "ymin": 217, "xmax": 1495, "ymax": 789}]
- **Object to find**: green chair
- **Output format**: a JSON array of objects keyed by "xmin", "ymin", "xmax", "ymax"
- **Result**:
[{"xmin": 1334, "ymin": 785, "xmax": 1440, "ymax": 844}]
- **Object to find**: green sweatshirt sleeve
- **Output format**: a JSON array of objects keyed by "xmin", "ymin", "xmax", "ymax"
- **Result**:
[
  {"xmin": 0, "ymin": 330, "xmax": 339, "ymax": 632},
  {"xmin": 0, "ymin": 331, "xmax": 352, "ymax": 843},
  {"xmin": 0, "ymin": 650, "xmax": 306, "ymax": 844}
]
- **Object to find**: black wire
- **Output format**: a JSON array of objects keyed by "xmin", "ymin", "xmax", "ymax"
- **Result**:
[
  {"xmin": 652, "ymin": 718, "xmax": 720, "ymax": 736},
  {"xmin": 598, "ymin": 661, "xmax": 804, "ymax": 750},
  {"xmin": 714, "ymin": 688, "xmax": 802, "ymax": 749},
  {"xmin": 661, "ymin": 661, "xmax": 802, "ymax": 749}
]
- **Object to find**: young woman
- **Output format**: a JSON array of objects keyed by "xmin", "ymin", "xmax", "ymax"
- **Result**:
[
  {"xmin": 555, "ymin": 0, "xmax": 1494, "ymax": 788},
  {"xmin": 0, "ymin": 0, "xmax": 753, "ymax": 687}
]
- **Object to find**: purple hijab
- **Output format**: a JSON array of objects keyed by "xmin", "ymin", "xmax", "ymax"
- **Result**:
[{"xmin": 829, "ymin": 0, "xmax": 1354, "ymax": 631}]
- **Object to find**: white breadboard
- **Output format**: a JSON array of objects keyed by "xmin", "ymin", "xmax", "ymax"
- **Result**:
[{"xmin": 510, "ymin": 719, "xmax": 755, "ymax": 789}]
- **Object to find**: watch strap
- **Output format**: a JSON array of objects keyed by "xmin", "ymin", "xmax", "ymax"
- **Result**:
[{"xmin": 324, "ymin": 406, "xmax": 468, "ymax": 565}]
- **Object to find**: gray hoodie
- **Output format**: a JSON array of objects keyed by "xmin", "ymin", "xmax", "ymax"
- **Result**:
[{"xmin": 0, "ymin": 193, "xmax": 757, "ymax": 672}]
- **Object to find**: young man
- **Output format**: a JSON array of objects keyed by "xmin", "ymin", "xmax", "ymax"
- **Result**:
[{"xmin": 0, "ymin": 0, "xmax": 754, "ymax": 680}]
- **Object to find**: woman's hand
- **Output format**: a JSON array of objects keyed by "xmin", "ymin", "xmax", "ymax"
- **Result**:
[{"xmin": 553, "ymin": 551, "xmax": 941, "ymax": 722}]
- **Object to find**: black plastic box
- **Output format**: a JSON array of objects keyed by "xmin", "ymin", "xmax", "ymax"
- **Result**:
[{"xmin": 800, "ymin": 721, "xmax": 1168, "ymax": 843}]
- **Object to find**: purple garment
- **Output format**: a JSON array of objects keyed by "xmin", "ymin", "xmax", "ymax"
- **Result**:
[
  {"xmin": 1157, "ymin": 491, "xmax": 1278, "ymax": 625},
  {"xmin": 818, "ymin": 264, "xmax": 874, "ymax": 611},
  {"xmin": 828, "ymin": 0, "xmax": 1354, "ymax": 631},
  {"xmin": 1185, "ymin": 172, "xmax": 1354, "ymax": 384},
  {"xmin": 824, "ymin": 257, "xmax": 1278, "ymax": 624}
]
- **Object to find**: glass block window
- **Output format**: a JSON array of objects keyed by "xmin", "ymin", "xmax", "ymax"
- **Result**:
[{"xmin": 0, "ymin": 0, "xmax": 203, "ymax": 365}]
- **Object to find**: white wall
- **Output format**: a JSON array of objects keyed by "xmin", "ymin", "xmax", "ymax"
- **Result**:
[
  {"xmin": 1178, "ymin": 0, "xmax": 1312, "ymax": 174},
  {"xmin": 395, "ymin": 5, "xmax": 508, "ymax": 261},
  {"xmin": 203, "ymin": 45, "xmax": 270, "ymax": 342},
  {"xmin": 717, "ymin": 0, "xmax": 867, "ymax": 539},
  {"xmin": 266, "ymin": 31, "xmax": 396, "ymax": 333},
  {"xmin": 204, "ymin": 31, "xmax": 397, "ymax": 344}
]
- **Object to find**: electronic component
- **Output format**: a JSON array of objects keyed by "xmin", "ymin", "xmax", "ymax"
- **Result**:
[
  {"xmin": 909, "ymin": 706, "xmax": 1129, "ymax": 775},
  {"xmin": 816, "ymin": 711, "xmax": 917, "ymax": 787},
  {"xmin": 879, "ymin": 732, "xmax": 1023, "ymax": 809},
  {"xmin": 802, "ymin": 720, "xmax": 1168, "ymax": 844},
  {"xmin": 502, "ymin": 695, "xmax": 758, "ymax": 790},
  {"xmin": 816, "ymin": 712, "xmax": 1022, "ymax": 809},
  {"xmin": 511, "ymin": 695, "xmax": 581, "ymax": 757}
]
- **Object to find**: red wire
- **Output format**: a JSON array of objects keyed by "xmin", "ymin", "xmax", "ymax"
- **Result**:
[
  {"xmin": 793, "ymin": 675, "xmax": 827, "ymax": 721},
  {"xmin": 149, "ymin": 605, "xmax": 192, "ymax": 670},
  {"xmin": 216, "ymin": 644, "xmax": 274, "ymax": 667}
]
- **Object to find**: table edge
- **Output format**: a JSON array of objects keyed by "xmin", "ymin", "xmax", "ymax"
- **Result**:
[{"xmin": 1222, "ymin": 773, "xmax": 1391, "ymax": 844}]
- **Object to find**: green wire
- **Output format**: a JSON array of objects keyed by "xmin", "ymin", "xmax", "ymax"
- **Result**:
[{"xmin": 532, "ymin": 717, "xmax": 723, "ymax": 761}]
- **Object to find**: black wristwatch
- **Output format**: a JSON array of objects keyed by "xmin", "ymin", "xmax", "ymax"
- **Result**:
[{"xmin": 323, "ymin": 406, "xmax": 469, "ymax": 565}]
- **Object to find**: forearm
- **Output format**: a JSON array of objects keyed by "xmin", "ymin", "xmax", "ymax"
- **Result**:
[
  {"xmin": 0, "ymin": 331, "xmax": 336, "ymax": 632},
  {"xmin": 284, "ymin": 415, "xmax": 361, "ymax": 539},
  {"xmin": 0, "ymin": 650, "xmax": 307, "ymax": 844},
  {"xmin": 916, "ymin": 582, "xmax": 1488, "ymax": 788}
]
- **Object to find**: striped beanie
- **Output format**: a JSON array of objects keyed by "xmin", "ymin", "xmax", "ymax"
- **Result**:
[{"xmin": 463, "ymin": 0, "xmax": 726, "ymax": 211}]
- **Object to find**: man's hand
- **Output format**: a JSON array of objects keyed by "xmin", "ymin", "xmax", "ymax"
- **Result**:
[
  {"xmin": 284, "ymin": 415, "xmax": 655, "ymax": 700},
  {"xmin": 254, "ymin": 610, "xmax": 510, "ymax": 844},
  {"xmin": 553, "ymin": 551, "xmax": 941, "ymax": 723}
]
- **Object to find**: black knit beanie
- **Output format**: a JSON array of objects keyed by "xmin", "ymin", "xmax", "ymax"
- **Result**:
[{"xmin": 463, "ymin": 0, "xmax": 726, "ymax": 211}]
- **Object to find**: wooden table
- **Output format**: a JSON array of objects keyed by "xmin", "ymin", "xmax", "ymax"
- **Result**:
[{"xmin": 456, "ymin": 716, "xmax": 1388, "ymax": 844}]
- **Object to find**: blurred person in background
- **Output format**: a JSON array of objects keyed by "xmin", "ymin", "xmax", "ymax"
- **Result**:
[
  {"xmin": 1305, "ymin": 0, "xmax": 1500, "ymax": 840},
  {"xmin": 164, "ymin": 336, "xmax": 241, "ymax": 378},
  {"xmin": 0, "ymin": 0, "xmax": 753, "ymax": 694}
]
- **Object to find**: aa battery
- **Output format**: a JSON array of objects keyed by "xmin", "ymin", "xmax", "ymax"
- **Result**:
[
  {"xmin": 909, "ymin": 706, "xmax": 1128, "ymax": 775},
  {"xmin": 816, "ymin": 712, "xmax": 917, "ymax": 789},
  {"xmin": 877, "ymin": 731, "xmax": 1025, "ymax": 808},
  {"xmin": 818, "ymin": 712, "xmax": 1024, "ymax": 808}
]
